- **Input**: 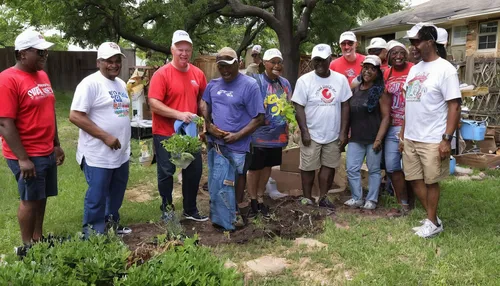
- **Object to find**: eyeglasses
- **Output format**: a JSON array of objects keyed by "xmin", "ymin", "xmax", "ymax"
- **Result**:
[
  {"xmin": 267, "ymin": 60, "xmax": 283, "ymax": 66},
  {"xmin": 29, "ymin": 48, "xmax": 49, "ymax": 57},
  {"xmin": 340, "ymin": 41, "xmax": 354, "ymax": 47},
  {"xmin": 251, "ymin": 54, "xmax": 259, "ymax": 58}
]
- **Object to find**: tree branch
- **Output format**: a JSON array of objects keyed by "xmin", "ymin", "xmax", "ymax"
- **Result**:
[
  {"xmin": 184, "ymin": 0, "xmax": 228, "ymax": 33},
  {"xmin": 235, "ymin": 18, "xmax": 266, "ymax": 59},
  {"xmin": 225, "ymin": 0, "xmax": 280, "ymax": 31},
  {"xmin": 295, "ymin": 0, "xmax": 317, "ymax": 44}
]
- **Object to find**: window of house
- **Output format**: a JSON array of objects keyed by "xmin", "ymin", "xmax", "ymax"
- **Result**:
[
  {"xmin": 478, "ymin": 21, "xmax": 498, "ymax": 50},
  {"xmin": 452, "ymin": 26, "xmax": 467, "ymax": 45}
]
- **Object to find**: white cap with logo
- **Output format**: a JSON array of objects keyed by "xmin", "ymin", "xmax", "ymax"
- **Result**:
[
  {"xmin": 311, "ymin": 44, "xmax": 332, "ymax": 60},
  {"xmin": 367, "ymin": 37, "xmax": 388, "ymax": 50},
  {"xmin": 263, "ymin": 48, "xmax": 282, "ymax": 61},
  {"xmin": 172, "ymin": 30, "xmax": 193, "ymax": 45},
  {"xmin": 405, "ymin": 22, "xmax": 437, "ymax": 39},
  {"xmin": 251, "ymin": 45, "xmax": 262, "ymax": 54},
  {"xmin": 339, "ymin": 31, "xmax": 357, "ymax": 44},
  {"xmin": 15, "ymin": 30, "xmax": 54, "ymax": 51},
  {"xmin": 97, "ymin": 42, "xmax": 126, "ymax": 60},
  {"xmin": 362, "ymin": 55, "xmax": 381, "ymax": 66}
]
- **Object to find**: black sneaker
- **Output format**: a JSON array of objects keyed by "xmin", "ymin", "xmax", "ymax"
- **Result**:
[
  {"xmin": 247, "ymin": 199, "xmax": 259, "ymax": 219},
  {"xmin": 258, "ymin": 203, "xmax": 271, "ymax": 220},
  {"xmin": 318, "ymin": 196, "xmax": 335, "ymax": 210},
  {"xmin": 14, "ymin": 244, "xmax": 31, "ymax": 259},
  {"xmin": 183, "ymin": 211, "xmax": 209, "ymax": 222}
]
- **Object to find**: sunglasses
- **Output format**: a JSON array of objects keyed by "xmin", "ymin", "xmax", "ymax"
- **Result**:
[
  {"xmin": 267, "ymin": 60, "xmax": 283, "ymax": 66},
  {"xmin": 29, "ymin": 48, "xmax": 49, "ymax": 57},
  {"xmin": 368, "ymin": 48, "xmax": 383, "ymax": 55},
  {"xmin": 340, "ymin": 41, "xmax": 354, "ymax": 47}
]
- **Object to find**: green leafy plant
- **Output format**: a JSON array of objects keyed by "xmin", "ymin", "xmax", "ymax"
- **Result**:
[
  {"xmin": 161, "ymin": 134, "xmax": 202, "ymax": 168},
  {"xmin": 277, "ymin": 94, "xmax": 297, "ymax": 131},
  {"xmin": 115, "ymin": 237, "xmax": 242, "ymax": 286},
  {"xmin": 193, "ymin": 116, "xmax": 205, "ymax": 127}
]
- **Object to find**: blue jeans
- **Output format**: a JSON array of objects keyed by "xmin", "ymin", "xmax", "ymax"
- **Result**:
[
  {"xmin": 384, "ymin": 126, "xmax": 403, "ymax": 173},
  {"xmin": 208, "ymin": 148, "xmax": 236, "ymax": 230},
  {"xmin": 82, "ymin": 158, "xmax": 129, "ymax": 236},
  {"xmin": 346, "ymin": 142, "xmax": 382, "ymax": 202},
  {"xmin": 7, "ymin": 152, "xmax": 58, "ymax": 201},
  {"xmin": 153, "ymin": 135, "xmax": 202, "ymax": 215}
]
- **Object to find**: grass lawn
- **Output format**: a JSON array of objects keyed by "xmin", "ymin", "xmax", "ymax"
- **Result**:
[{"xmin": 1, "ymin": 91, "xmax": 500, "ymax": 285}]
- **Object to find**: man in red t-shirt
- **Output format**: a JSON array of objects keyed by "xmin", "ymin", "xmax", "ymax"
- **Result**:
[
  {"xmin": 0, "ymin": 30, "xmax": 65, "ymax": 254},
  {"xmin": 148, "ymin": 30, "xmax": 208, "ymax": 222},
  {"xmin": 329, "ymin": 31, "xmax": 365, "ymax": 84}
]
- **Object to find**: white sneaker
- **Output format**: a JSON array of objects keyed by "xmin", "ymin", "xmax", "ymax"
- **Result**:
[
  {"xmin": 413, "ymin": 217, "xmax": 443, "ymax": 232},
  {"xmin": 344, "ymin": 198, "xmax": 364, "ymax": 208},
  {"xmin": 361, "ymin": 201, "xmax": 377, "ymax": 210},
  {"xmin": 415, "ymin": 219, "xmax": 443, "ymax": 238}
]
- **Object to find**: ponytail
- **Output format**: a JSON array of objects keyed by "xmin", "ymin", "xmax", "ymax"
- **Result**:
[{"xmin": 436, "ymin": 43, "xmax": 447, "ymax": 59}]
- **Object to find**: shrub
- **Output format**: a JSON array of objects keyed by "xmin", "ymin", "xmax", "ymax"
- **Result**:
[
  {"xmin": 115, "ymin": 237, "xmax": 242, "ymax": 286},
  {"xmin": 0, "ymin": 235, "xmax": 242, "ymax": 286}
]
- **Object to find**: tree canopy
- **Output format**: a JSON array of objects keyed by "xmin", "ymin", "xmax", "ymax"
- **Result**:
[{"xmin": 4, "ymin": 0, "xmax": 405, "ymax": 85}]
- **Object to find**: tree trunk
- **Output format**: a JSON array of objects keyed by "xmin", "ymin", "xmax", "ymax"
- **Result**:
[{"xmin": 274, "ymin": 0, "xmax": 300, "ymax": 88}]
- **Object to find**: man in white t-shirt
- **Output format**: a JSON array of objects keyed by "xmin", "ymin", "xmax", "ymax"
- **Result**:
[
  {"xmin": 69, "ymin": 42, "xmax": 132, "ymax": 237},
  {"xmin": 400, "ymin": 24, "xmax": 461, "ymax": 238},
  {"xmin": 292, "ymin": 44, "xmax": 352, "ymax": 209}
]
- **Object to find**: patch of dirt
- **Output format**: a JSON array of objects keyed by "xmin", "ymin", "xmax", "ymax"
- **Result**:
[
  {"xmin": 125, "ymin": 183, "xmax": 157, "ymax": 203},
  {"xmin": 122, "ymin": 187, "xmax": 398, "ymax": 250}
]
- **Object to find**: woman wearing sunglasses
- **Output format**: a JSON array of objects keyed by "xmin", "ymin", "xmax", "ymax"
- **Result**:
[
  {"xmin": 344, "ymin": 55, "xmax": 391, "ymax": 210},
  {"xmin": 400, "ymin": 24, "xmax": 461, "ymax": 238}
]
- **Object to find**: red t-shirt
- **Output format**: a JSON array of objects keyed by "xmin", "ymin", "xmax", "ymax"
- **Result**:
[
  {"xmin": 0, "ymin": 67, "xmax": 56, "ymax": 159},
  {"xmin": 329, "ymin": 53, "xmax": 365, "ymax": 84},
  {"xmin": 148, "ymin": 63, "xmax": 207, "ymax": 136},
  {"xmin": 383, "ymin": 63, "xmax": 414, "ymax": 126}
]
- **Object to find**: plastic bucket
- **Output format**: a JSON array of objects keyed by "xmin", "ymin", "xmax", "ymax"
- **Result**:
[
  {"xmin": 460, "ymin": 120, "xmax": 486, "ymax": 141},
  {"xmin": 449, "ymin": 157, "xmax": 456, "ymax": 175}
]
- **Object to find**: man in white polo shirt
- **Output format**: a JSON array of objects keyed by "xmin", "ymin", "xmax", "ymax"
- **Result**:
[
  {"xmin": 69, "ymin": 42, "xmax": 132, "ymax": 237},
  {"xmin": 292, "ymin": 44, "xmax": 352, "ymax": 209}
]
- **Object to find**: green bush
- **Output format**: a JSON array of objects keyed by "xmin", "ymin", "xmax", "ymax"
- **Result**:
[
  {"xmin": 115, "ymin": 237, "xmax": 242, "ymax": 286},
  {"xmin": 0, "ymin": 235, "xmax": 242, "ymax": 286}
]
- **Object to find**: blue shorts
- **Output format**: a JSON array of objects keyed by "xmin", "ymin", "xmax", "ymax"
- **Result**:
[
  {"xmin": 384, "ymin": 126, "xmax": 403, "ymax": 173},
  {"xmin": 7, "ymin": 152, "xmax": 58, "ymax": 201}
]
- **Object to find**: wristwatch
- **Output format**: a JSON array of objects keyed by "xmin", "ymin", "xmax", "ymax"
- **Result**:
[{"xmin": 442, "ymin": 134, "xmax": 453, "ymax": 141}]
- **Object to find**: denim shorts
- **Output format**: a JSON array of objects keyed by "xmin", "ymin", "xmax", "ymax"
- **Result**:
[
  {"xmin": 384, "ymin": 126, "xmax": 403, "ymax": 173},
  {"xmin": 7, "ymin": 152, "xmax": 58, "ymax": 201}
]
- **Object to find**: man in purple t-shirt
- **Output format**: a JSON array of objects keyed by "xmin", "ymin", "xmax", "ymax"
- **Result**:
[{"xmin": 201, "ymin": 47, "xmax": 265, "ymax": 226}]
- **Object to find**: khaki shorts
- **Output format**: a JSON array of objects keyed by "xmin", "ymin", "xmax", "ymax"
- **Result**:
[
  {"xmin": 299, "ymin": 139, "xmax": 341, "ymax": 171},
  {"xmin": 402, "ymin": 139, "xmax": 449, "ymax": 184}
]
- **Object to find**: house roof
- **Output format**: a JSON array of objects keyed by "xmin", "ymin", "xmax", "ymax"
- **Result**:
[{"xmin": 354, "ymin": 0, "xmax": 500, "ymax": 34}]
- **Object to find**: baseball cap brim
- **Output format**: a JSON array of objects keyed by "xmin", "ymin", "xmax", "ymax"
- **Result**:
[
  {"xmin": 31, "ymin": 41, "xmax": 54, "ymax": 50},
  {"xmin": 216, "ymin": 58, "xmax": 237, "ymax": 65},
  {"xmin": 98, "ymin": 52, "xmax": 126, "ymax": 60}
]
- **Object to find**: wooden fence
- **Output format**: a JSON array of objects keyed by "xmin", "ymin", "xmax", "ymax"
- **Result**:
[{"xmin": 0, "ymin": 47, "xmax": 136, "ymax": 91}]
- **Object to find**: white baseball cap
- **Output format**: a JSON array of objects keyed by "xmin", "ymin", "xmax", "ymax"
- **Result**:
[
  {"xmin": 263, "ymin": 48, "xmax": 282, "ymax": 61},
  {"xmin": 405, "ymin": 22, "xmax": 437, "ymax": 39},
  {"xmin": 251, "ymin": 45, "xmax": 262, "ymax": 55},
  {"xmin": 15, "ymin": 30, "xmax": 54, "ymax": 51},
  {"xmin": 362, "ymin": 55, "xmax": 381, "ymax": 66},
  {"xmin": 216, "ymin": 47, "xmax": 237, "ymax": 64},
  {"xmin": 172, "ymin": 30, "xmax": 192, "ymax": 45},
  {"xmin": 311, "ymin": 44, "xmax": 332, "ymax": 60},
  {"xmin": 97, "ymin": 42, "xmax": 126, "ymax": 60},
  {"xmin": 387, "ymin": 40, "xmax": 408, "ymax": 54},
  {"xmin": 339, "ymin": 31, "xmax": 357, "ymax": 44},
  {"xmin": 437, "ymin": 28, "xmax": 448, "ymax": 45},
  {"xmin": 367, "ymin": 37, "xmax": 388, "ymax": 50}
]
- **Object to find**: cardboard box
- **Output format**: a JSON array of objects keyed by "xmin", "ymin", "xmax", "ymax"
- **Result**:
[
  {"xmin": 454, "ymin": 153, "xmax": 500, "ymax": 169},
  {"xmin": 477, "ymin": 136, "xmax": 498, "ymax": 154},
  {"xmin": 280, "ymin": 147, "xmax": 300, "ymax": 173}
]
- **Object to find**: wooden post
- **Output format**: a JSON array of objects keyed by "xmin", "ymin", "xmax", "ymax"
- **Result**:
[{"xmin": 465, "ymin": 56, "xmax": 474, "ymax": 85}]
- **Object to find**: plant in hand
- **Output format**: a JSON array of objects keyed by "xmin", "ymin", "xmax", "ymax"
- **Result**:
[{"xmin": 161, "ymin": 134, "xmax": 202, "ymax": 167}]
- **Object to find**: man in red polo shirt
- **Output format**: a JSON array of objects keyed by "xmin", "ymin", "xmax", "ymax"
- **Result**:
[
  {"xmin": 0, "ymin": 30, "xmax": 65, "ymax": 255},
  {"xmin": 148, "ymin": 30, "xmax": 208, "ymax": 222},
  {"xmin": 329, "ymin": 31, "xmax": 365, "ymax": 84}
]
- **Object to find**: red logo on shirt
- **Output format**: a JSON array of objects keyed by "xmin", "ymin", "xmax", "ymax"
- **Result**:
[{"xmin": 321, "ymin": 88, "xmax": 335, "ymax": 103}]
